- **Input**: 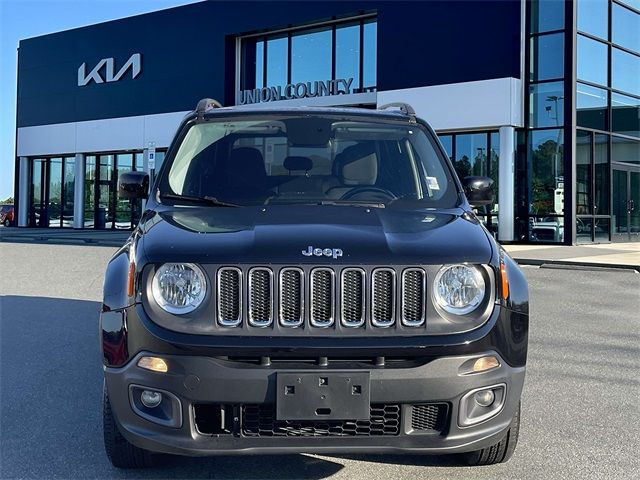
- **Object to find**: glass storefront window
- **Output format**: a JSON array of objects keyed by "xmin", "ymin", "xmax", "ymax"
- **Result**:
[
  {"xmin": 530, "ymin": 0, "xmax": 565, "ymax": 33},
  {"xmin": 594, "ymin": 218, "xmax": 610, "ymax": 242},
  {"xmin": 266, "ymin": 36, "xmax": 288, "ymax": 87},
  {"xmin": 612, "ymin": 135, "xmax": 640, "ymax": 165},
  {"xmin": 612, "ymin": 2, "xmax": 639, "ymax": 53},
  {"xmin": 63, "ymin": 157, "xmax": 75, "ymax": 228},
  {"xmin": 291, "ymin": 27, "xmax": 332, "ymax": 84},
  {"xmin": 529, "ymin": 129, "xmax": 564, "ymax": 216},
  {"xmin": 454, "ymin": 134, "xmax": 488, "ymax": 179},
  {"xmin": 48, "ymin": 158, "xmax": 62, "ymax": 227},
  {"xmin": 439, "ymin": 135, "xmax": 452, "ymax": 160},
  {"xmin": 577, "ymin": 0, "xmax": 609, "ymax": 40},
  {"xmin": 576, "ymin": 131, "xmax": 592, "ymax": 215},
  {"xmin": 577, "ymin": 35, "xmax": 609, "ymax": 86},
  {"xmin": 363, "ymin": 20, "xmax": 377, "ymax": 89},
  {"xmin": 529, "ymin": 215, "xmax": 564, "ymax": 242},
  {"xmin": 529, "ymin": 82, "xmax": 564, "ymax": 128},
  {"xmin": 618, "ymin": 0, "xmax": 640, "ymax": 10},
  {"xmin": 612, "ymin": 93, "xmax": 640, "ymax": 138},
  {"xmin": 576, "ymin": 82, "xmax": 608, "ymax": 130},
  {"xmin": 530, "ymin": 33, "xmax": 564, "ymax": 81},
  {"xmin": 255, "ymin": 41, "xmax": 264, "ymax": 89},
  {"xmin": 85, "ymin": 156, "xmax": 95, "ymax": 228},
  {"xmin": 594, "ymin": 134, "xmax": 609, "ymax": 215},
  {"xmin": 612, "ymin": 48, "xmax": 640, "ymax": 96},
  {"xmin": 336, "ymin": 23, "xmax": 360, "ymax": 88}
]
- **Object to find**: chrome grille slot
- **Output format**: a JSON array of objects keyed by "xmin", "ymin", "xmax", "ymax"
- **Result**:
[
  {"xmin": 341, "ymin": 268, "xmax": 365, "ymax": 327},
  {"xmin": 248, "ymin": 268, "xmax": 273, "ymax": 327},
  {"xmin": 310, "ymin": 268, "xmax": 335, "ymax": 327},
  {"xmin": 371, "ymin": 268, "xmax": 396, "ymax": 327},
  {"xmin": 217, "ymin": 268, "xmax": 242, "ymax": 326},
  {"xmin": 279, "ymin": 268, "xmax": 304, "ymax": 327},
  {"xmin": 402, "ymin": 268, "xmax": 426, "ymax": 326}
]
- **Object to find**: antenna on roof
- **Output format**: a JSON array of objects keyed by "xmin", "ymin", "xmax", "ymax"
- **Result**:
[{"xmin": 196, "ymin": 98, "xmax": 223, "ymax": 118}]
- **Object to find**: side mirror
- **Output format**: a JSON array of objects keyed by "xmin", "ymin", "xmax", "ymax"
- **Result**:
[
  {"xmin": 462, "ymin": 176, "xmax": 494, "ymax": 207},
  {"xmin": 118, "ymin": 171, "xmax": 149, "ymax": 200}
]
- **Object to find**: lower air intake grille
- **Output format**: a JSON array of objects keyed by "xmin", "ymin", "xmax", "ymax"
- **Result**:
[
  {"xmin": 411, "ymin": 404, "xmax": 448, "ymax": 432},
  {"xmin": 241, "ymin": 404, "xmax": 401, "ymax": 437}
]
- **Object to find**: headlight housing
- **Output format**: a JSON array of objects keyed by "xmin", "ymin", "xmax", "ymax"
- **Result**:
[
  {"xmin": 433, "ymin": 264, "xmax": 486, "ymax": 315},
  {"xmin": 151, "ymin": 263, "xmax": 207, "ymax": 314}
]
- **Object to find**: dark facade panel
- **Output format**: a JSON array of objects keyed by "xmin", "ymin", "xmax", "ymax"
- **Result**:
[{"xmin": 17, "ymin": 0, "xmax": 521, "ymax": 127}]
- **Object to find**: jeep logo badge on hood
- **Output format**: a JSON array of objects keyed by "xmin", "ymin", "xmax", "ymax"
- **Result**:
[{"xmin": 302, "ymin": 246, "xmax": 343, "ymax": 259}]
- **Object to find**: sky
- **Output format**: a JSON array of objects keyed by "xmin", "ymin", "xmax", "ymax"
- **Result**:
[{"xmin": 0, "ymin": 0, "xmax": 203, "ymax": 201}]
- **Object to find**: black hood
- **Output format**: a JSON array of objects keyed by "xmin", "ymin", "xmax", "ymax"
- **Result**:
[{"xmin": 139, "ymin": 205, "xmax": 494, "ymax": 265}]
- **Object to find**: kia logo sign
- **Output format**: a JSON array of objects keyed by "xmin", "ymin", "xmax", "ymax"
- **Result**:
[{"xmin": 78, "ymin": 53, "xmax": 142, "ymax": 86}]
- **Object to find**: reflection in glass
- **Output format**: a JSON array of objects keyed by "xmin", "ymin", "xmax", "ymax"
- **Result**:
[
  {"xmin": 612, "ymin": 93, "xmax": 640, "ymax": 138},
  {"xmin": 116, "ymin": 154, "xmax": 134, "ymax": 230},
  {"xmin": 48, "ymin": 158, "xmax": 62, "ymax": 227},
  {"xmin": 612, "ymin": 48, "xmax": 640, "ymax": 96},
  {"xmin": 594, "ymin": 134, "xmax": 609, "ymax": 215},
  {"xmin": 98, "ymin": 155, "xmax": 114, "ymax": 229},
  {"xmin": 530, "ymin": 33, "xmax": 564, "ymax": 81},
  {"xmin": 612, "ymin": 3, "xmax": 639, "ymax": 53},
  {"xmin": 255, "ymin": 40, "xmax": 264, "ymax": 88},
  {"xmin": 612, "ymin": 135, "xmax": 640, "ymax": 165},
  {"xmin": 63, "ymin": 157, "xmax": 75, "ymax": 228},
  {"xmin": 363, "ymin": 21, "xmax": 377, "ymax": 88},
  {"xmin": 529, "ymin": 129, "xmax": 564, "ymax": 216},
  {"xmin": 577, "ymin": 35, "xmax": 608, "ymax": 86},
  {"xmin": 576, "ymin": 216, "xmax": 593, "ymax": 243},
  {"xmin": 594, "ymin": 218, "xmax": 610, "ymax": 242},
  {"xmin": 291, "ymin": 28, "xmax": 332, "ymax": 84},
  {"xmin": 577, "ymin": 0, "xmax": 608, "ymax": 39},
  {"xmin": 529, "ymin": 215, "xmax": 564, "ymax": 242},
  {"xmin": 576, "ymin": 130, "xmax": 591, "ymax": 215},
  {"xmin": 618, "ymin": 0, "xmax": 640, "ymax": 11},
  {"xmin": 336, "ymin": 24, "xmax": 360, "ymax": 88},
  {"xmin": 529, "ymin": 82, "xmax": 564, "ymax": 128},
  {"xmin": 266, "ymin": 36, "xmax": 288, "ymax": 86},
  {"xmin": 85, "ymin": 156, "xmax": 96, "ymax": 228},
  {"xmin": 454, "ymin": 134, "xmax": 487, "ymax": 180},
  {"xmin": 612, "ymin": 168, "xmax": 628, "ymax": 235},
  {"xmin": 439, "ymin": 135, "xmax": 452, "ymax": 160},
  {"xmin": 31, "ymin": 160, "xmax": 43, "ymax": 227},
  {"xmin": 530, "ymin": 0, "xmax": 565, "ymax": 33},
  {"xmin": 576, "ymin": 83, "xmax": 607, "ymax": 131}
]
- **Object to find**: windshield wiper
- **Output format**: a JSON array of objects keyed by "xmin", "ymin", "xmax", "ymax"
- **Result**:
[{"xmin": 160, "ymin": 193, "xmax": 240, "ymax": 208}]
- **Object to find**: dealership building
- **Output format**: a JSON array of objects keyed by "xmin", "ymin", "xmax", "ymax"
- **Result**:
[{"xmin": 12, "ymin": 0, "xmax": 640, "ymax": 243}]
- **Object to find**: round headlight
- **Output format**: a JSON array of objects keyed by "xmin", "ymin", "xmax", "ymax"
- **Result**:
[
  {"xmin": 433, "ymin": 264, "xmax": 486, "ymax": 315},
  {"xmin": 152, "ymin": 263, "xmax": 206, "ymax": 314}
]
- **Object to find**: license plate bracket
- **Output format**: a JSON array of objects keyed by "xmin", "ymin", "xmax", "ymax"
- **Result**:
[{"xmin": 276, "ymin": 372, "xmax": 371, "ymax": 421}]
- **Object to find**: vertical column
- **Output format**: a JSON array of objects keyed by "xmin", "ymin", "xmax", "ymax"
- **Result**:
[
  {"xmin": 73, "ymin": 154, "xmax": 85, "ymax": 229},
  {"xmin": 17, "ymin": 157, "xmax": 29, "ymax": 227},
  {"xmin": 498, "ymin": 126, "xmax": 515, "ymax": 242}
]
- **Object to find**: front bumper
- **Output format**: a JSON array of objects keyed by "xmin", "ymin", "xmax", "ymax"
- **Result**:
[{"xmin": 104, "ymin": 351, "xmax": 525, "ymax": 456}]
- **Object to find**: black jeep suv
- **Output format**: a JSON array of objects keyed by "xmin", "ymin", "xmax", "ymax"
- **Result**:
[{"xmin": 101, "ymin": 100, "xmax": 528, "ymax": 468}]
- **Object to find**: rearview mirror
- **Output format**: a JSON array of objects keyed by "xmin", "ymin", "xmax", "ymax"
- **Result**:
[
  {"xmin": 118, "ymin": 171, "xmax": 149, "ymax": 200},
  {"xmin": 462, "ymin": 176, "xmax": 494, "ymax": 207}
]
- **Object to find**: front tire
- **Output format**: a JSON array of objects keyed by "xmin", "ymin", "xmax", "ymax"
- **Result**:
[
  {"xmin": 103, "ymin": 386, "xmax": 157, "ymax": 468},
  {"xmin": 457, "ymin": 402, "xmax": 521, "ymax": 466}
]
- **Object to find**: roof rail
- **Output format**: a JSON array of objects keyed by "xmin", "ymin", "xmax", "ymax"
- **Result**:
[
  {"xmin": 378, "ymin": 102, "xmax": 416, "ymax": 122},
  {"xmin": 196, "ymin": 98, "xmax": 223, "ymax": 117}
]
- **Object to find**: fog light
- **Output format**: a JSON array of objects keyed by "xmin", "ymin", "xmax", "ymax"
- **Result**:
[
  {"xmin": 137, "ymin": 356, "xmax": 168, "ymax": 373},
  {"xmin": 474, "ymin": 389, "xmax": 495, "ymax": 407},
  {"xmin": 140, "ymin": 390, "xmax": 162, "ymax": 408}
]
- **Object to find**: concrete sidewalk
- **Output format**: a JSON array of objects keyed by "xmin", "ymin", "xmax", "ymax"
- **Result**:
[{"xmin": 502, "ymin": 242, "xmax": 640, "ymax": 272}]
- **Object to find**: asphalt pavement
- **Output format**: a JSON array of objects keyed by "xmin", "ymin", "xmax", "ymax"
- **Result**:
[{"xmin": 1, "ymin": 242, "xmax": 639, "ymax": 479}]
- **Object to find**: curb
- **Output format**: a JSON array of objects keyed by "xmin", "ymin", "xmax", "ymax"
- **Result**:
[{"xmin": 513, "ymin": 258, "xmax": 640, "ymax": 273}]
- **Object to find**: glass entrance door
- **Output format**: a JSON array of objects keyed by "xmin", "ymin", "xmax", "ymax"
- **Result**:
[
  {"xmin": 612, "ymin": 166, "xmax": 640, "ymax": 242},
  {"xmin": 29, "ymin": 157, "xmax": 75, "ymax": 228}
]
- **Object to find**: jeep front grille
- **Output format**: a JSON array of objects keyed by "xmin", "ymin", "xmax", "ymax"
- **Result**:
[
  {"xmin": 217, "ymin": 268, "xmax": 242, "ymax": 326},
  {"xmin": 248, "ymin": 268, "xmax": 273, "ymax": 327},
  {"xmin": 214, "ymin": 266, "xmax": 427, "ymax": 332}
]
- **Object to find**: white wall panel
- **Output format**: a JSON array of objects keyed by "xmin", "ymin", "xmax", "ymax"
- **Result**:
[{"xmin": 377, "ymin": 77, "xmax": 523, "ymax": 131}]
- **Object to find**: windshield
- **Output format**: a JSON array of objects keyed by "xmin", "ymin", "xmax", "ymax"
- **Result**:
[{"xmin": 159, "ymin": 115, "xmax": 459, "ymax": 207}]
